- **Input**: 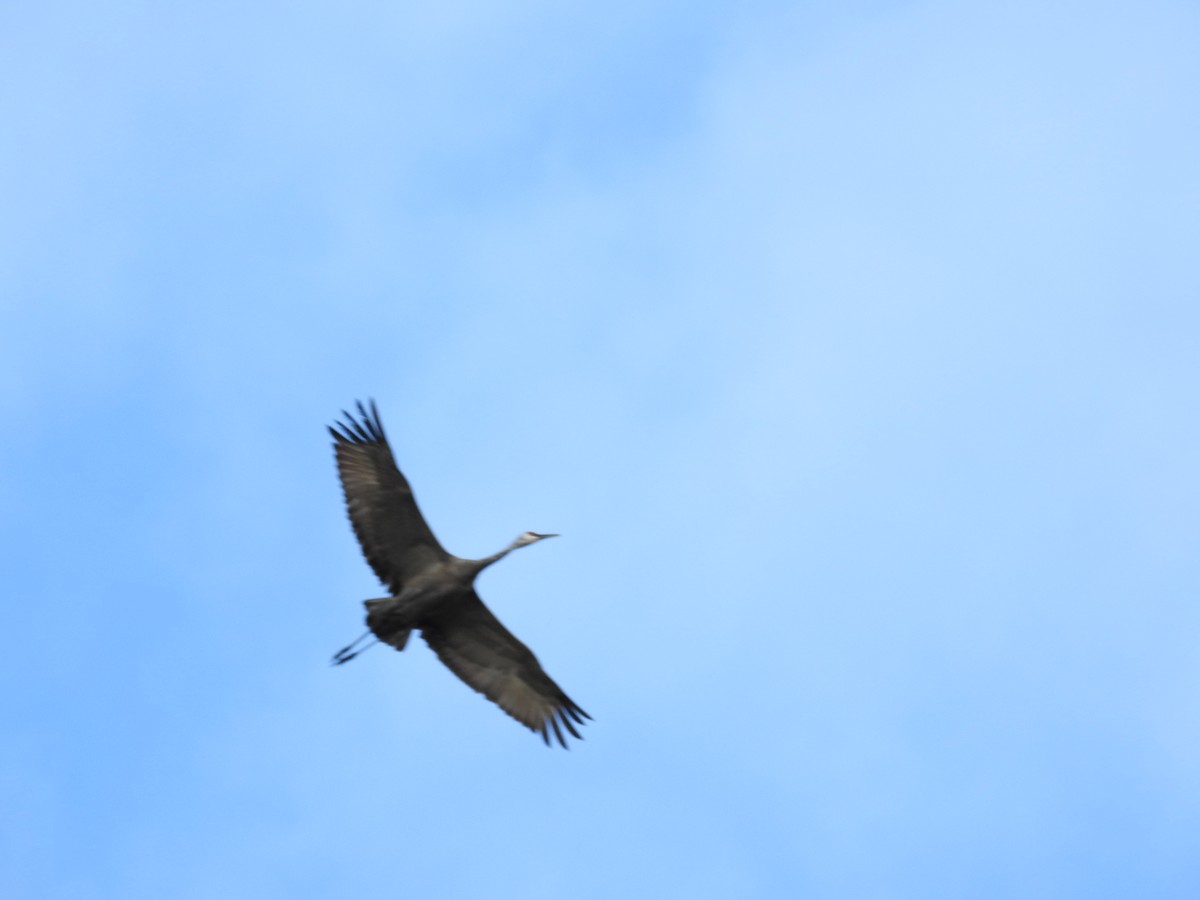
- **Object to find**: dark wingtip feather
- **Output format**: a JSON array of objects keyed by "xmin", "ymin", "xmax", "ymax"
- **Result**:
[
  {"xmin": 549, "ymin": 716, "xmax": 567, "ymax": 749},
  {"xmin": 559, "ymin": 710, "xmax": 582, "ymax": 741},
  {"xmin": 329, "ymin": 399, "xmax": 388, "ymax": 445},
  {"xmin": 563, "ymin": 701, "xmax": 591, "ymax": 724},
  {"xmin": 355, "ymin": 400, "xmax": 373, "ymax": 437},
  {"xmin": 332, "ymin": 404, "xmax": 378, "ymax": 445}
]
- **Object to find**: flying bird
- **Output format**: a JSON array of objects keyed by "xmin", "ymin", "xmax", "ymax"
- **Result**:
[{"xmin": 329, "ymin": 400, "xmax": 589, "ymax": 748}]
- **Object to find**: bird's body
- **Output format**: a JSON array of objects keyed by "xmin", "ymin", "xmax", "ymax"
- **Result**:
[{"xmin": 329, "ymin": 401, "xmax": 589, "ymax": 748}]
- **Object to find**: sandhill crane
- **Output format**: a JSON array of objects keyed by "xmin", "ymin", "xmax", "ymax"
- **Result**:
[{"xmin": 329, "ymin": 401, "xmax": 589, "ymax": 748}]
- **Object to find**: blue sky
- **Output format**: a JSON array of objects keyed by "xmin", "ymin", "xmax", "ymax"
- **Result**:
[{"xmin": 3, "ymin": 1, "xmax": 1199, "ymax": 897}]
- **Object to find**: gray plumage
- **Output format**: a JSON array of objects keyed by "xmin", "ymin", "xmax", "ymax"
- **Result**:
[{"xmin": 329, "ymin": 400, "xmax": 589, "ymax": 748}]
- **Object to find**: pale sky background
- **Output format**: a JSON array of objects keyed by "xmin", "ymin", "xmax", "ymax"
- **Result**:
[{"xmin": 3, "ymin": 1, "xmax": 1199, "ymax": 897}]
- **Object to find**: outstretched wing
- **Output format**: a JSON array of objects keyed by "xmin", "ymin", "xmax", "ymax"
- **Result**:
[
  {"xmin": 421, "ymin": 592, "xmax": 590, "ymax": 748},
  {"xmin": 330, "ymin": 400, "xmax": 449, "ymax": 593}
]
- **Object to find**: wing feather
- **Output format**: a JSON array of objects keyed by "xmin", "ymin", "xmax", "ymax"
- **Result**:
[
  {"xmin": 421, "ymin": 593, "xmax": 590, "ymax": 748},
  {"xmin": 330, "ymin": 400, "xmax": 448, "ymax": 593}
]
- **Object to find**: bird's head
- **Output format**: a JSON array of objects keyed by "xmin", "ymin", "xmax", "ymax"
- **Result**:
[{"xmin": 517, "ymin": 531, "xmax": 558, "ymax": 547}]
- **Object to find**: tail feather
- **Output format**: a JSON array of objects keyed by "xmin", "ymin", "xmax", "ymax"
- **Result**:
[
  {"xmin": 383, "ymin": 628, "xmax": 411, "ymax": 651},
  {"xmin": 364, "ymin": 598, "xmax": 412, "ymax": 652}
]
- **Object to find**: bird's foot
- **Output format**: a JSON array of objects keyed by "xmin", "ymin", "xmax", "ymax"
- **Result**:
[
  {"xmin": 330, "ymin": 629, "xmax": 376, "ymax": 666},
  {"xmin": 331, "ymin": 647, "xmax": 360, "ymax": 666}
]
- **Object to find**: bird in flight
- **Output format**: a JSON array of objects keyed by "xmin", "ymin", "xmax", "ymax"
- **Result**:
[{"xmin": 329, "ymin": 400, "xmax": 589, "ymax": 748}]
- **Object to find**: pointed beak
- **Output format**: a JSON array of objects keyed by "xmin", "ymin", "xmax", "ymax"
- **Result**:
[{"xmin": 534, "ymin": 532, "xmax": 559, "ymax": 539}]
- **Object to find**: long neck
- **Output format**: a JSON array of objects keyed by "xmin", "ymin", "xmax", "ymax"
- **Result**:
[{"xmin": 470, "ymin": 536, "xmax": 527, "ymax": 576}]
